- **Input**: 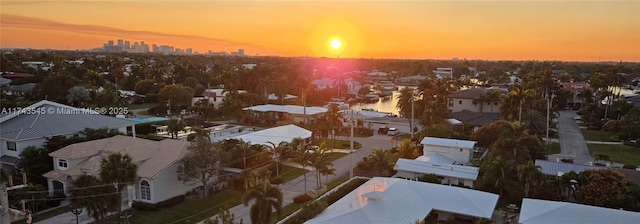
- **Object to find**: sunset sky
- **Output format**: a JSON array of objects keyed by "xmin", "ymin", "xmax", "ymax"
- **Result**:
[{"xmin": 1, "ymin": 0, "xmax": 639, "ymax": 61}]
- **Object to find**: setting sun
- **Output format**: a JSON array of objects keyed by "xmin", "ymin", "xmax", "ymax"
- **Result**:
[{"xmin": 330, "ymin": 38, "xmax": 342, "ymax": 50}]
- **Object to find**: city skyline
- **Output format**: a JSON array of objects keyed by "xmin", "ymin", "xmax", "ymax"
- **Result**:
[{"xmin": 1, "ymin": 0, "xmax": 639, "ymax": 61}]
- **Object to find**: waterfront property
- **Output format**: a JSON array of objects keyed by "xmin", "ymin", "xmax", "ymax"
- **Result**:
[{"xmin": 243, "ymin": 104, "xmax": 328, "ymax": 124}]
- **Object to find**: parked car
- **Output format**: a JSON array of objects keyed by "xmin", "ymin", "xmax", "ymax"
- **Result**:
[{"xmin": 387, "ymin": 128, "xmax": 399, "ymax": 136}]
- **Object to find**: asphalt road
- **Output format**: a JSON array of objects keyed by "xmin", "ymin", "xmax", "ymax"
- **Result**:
[{"xmin": 549, "ymin": 110, "xmax": 594, "ymax": 164}]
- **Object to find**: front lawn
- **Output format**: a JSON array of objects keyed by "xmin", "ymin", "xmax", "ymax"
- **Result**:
[
  {"xmin": 581, "ymin": 129, "xmax": 619, "ymax": 142},
  {"xmin": 126, "ymin": 189, "xmax": 242, "ymax": 224},
  {"xmin": 587, "ymin": 144, "xmax": 640, "ymax": 166},
  {"xmin": 276, "ymin": 165, "xmax": 307, "ymax": 184},
  {"xmin": 321, "ymin": 139, "xmax": 362, "ymax": 149},
  {"xmin": 545, "ymin": 142, "xmax": 561, "ymax": 155}
]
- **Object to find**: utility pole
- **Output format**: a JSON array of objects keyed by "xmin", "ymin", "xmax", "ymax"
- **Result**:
[
  {"xmin": 411, "ymin": 93, "xmax": 415, "ymax": 139},
  {"xmin": 349, "ymin": 110, "xmax": 354, "ymax": 178},
  {"xmin": 546, "ymin": 91, "xmax": 556, "ymax": 155}
]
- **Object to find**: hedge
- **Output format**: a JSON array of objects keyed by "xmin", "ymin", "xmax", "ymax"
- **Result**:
[
  {"xmin": 131, "ymin": 194, "xmax": 186, "ymax": 211},
  {"xmin": 280, "ymin": 177, "xmax": 369, "ymax": 224}
]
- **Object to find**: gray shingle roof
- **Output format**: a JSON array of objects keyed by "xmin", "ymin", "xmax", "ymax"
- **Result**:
[
  {"xmin": 451, "ymin": 110, "xmax": 499, "ymax": 127},
  {"xmin": 0, "ymin": 100, "xmax": 135, "ymax": 141},
  {"xmin": 535, "ymin": 159, "xmax": 604, "ymax": 176}
]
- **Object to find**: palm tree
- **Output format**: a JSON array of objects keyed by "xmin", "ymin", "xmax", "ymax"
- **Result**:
[
  {"xmin": 71, "ymin": 174, "xmax": 119, "ymax": 224},
  {"xmin": 242, "ymin": 180, "xmax": 283, "ymax": 224},
  {"xmin": 320, "ymin": 166, "xmax": 336, "ymax": 185},
  {"xmin": 241, "ymin": 169, "xmax": 256, "ymax": 191},
  {"xmin": 310, "ymin": 146, "xmax": 334, "ymax": 189},
  {"xmin": 369, "ymin": 149, "xmax": 398, "ymax": 176},
  {"xmin": 396, "ymin": 87, "xmax": 416, "ymax": 135},
  {"xmin": 100, "ymin": 153, "xmax": 138, "ymax": 222},
  {"xmin": 191, "ymin": 126, "xmax": 211, "ymax": 141},
  {"xmin": 292, "ymin": 142, "xmax": 312, "ymax": 192},
  {"xmin": 324, "ymin": 104, "xmax": 344, "ymax": 149},
  {"xmin": 266, "ymin": 141, "xmax": 290, "ymax": 177},
  {"xmin": 395, "ymin": 139, "xmax": 419, "ymax": 159},
  {"xmin": 237, "ymin": 140, "xmax": 253, "ymax": 169},
  {"xmin": 167, "ymin": 119, "xmax": 186, "ymax": 139},
  {"xmin": 517, "ymin": 160, "xmax": 543, "ymax": 197}
]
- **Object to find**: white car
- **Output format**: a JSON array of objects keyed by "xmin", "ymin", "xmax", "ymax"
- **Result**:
[{"xmin": 387, "ymin": 128, "xmax": 399, "ymax": 136}]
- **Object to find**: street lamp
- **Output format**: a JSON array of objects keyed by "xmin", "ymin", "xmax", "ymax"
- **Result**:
[{"xmin": 71, "ymin": 207, "xmax": 83, "ymax": 224}]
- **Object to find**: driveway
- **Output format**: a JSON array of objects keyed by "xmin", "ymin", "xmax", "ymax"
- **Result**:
[{"xmin": 549, "ymin": 110, "xmax": 594, "ymax": 164}]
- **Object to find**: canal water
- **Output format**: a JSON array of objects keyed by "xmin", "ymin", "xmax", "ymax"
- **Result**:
[{"xmin": 349, "ymin": 86, "xmax": 412, "ymax": 116}]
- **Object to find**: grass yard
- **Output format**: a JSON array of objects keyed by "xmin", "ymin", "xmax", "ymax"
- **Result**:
[
  {"xmin": 273, "ymin": 175, "xmax": 351, "ymax": 223},
  {"xmin": 277, "ymin": 165, "xmax": 307, "ymax": 184},
  {"xmin": 581, "ymin": 129, "xmax": 620, "ymax": 142},
  {"xmin": 587, "ymin": 144, "xmax": 640, "ymax": 166},
  {"xmin": 322, "ymin": 139, "xmax": 362, "ymax": 149},
  {"xmin": 126, "ymin": 189, "xmax": 242, "ymax": 224},
  {"xmin": 546, "ymin": 142, "xmax": 561, "ymax": 155}
]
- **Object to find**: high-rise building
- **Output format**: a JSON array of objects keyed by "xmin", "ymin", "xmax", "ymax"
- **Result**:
[
  {"xmin": 238, "ymin": 49, "xmax": 245, "ymax": 56},
  {"xmin": 117, "ymin": 39, "xmax": 124, "ymax": 46},
  {"xmin": 186, "ymin": 48, "xmax": 193, "ymax": 55},
  {"xmin": 124, "ymin": 41, "xmax": 130, "ymax": 49},
  {"xmin": 108, "ymin": 40, "xmax": 114, "ymax": 46}
]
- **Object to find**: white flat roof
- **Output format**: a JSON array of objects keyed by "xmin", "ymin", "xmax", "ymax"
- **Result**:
[
  {"xmin": 519, "ymin": 198, "xmax": 640, "ymax": 224},
  {"xmin": 230, "ymin": 124, "xmax": 311, "ymax": 147},
  {"xmin": 415, "ymin": 154, "xmax": 456, "ymax": 164},
  {"xmin": 420, "ymin": 137, "xmax": 476, "ymax": 149},
  {"xmin": 305, "ymin": 177, "xmax": 498, "ymax": 224},
  {"xmin": 243, "ymin": 104, "xmax": 327, "ymax": 115},
  {"xmin": 394, "ymin": 158, "xmax": 479, "ymax": 181}
]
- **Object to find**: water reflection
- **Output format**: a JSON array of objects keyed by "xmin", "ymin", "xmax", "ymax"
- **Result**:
[{"xmin": 349, "ymin": 86, "xmax": 412, "ymax": 115}]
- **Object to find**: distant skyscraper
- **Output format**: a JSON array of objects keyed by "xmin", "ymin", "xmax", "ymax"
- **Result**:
[
  {"xmin": 238, "ymin": 49, "xmax": 245, "ymax": 56},
  {"xmin": 124, "ymin": 41, "xmax": 130, "ymax": 49},
  {"xmin": 117, "ymin": 39, "xmax": 124, "ymax": 46},
  {"xmin": 186, "ymin": 48, "xmax": 192, "ymax": 55},
  {"xmin": 108, "ymin": 40, "xmax": 114, "ymax": 46}
]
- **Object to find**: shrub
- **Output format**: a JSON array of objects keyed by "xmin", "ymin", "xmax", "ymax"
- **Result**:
[
  {"xmin": 132, "ymin": 194, "xmax": 185, "ymax": 211},
  {"xmin": 623, "ymin": 164, "xmax": 638, "ymax": 169},
  {"xmin": 560, "ymin": 158, "xmax": 574, "ymax": 163},
  {"xmin": 603, "ymin": 120, "xmax": 623, "ymax": 133},
  {"xmin": 293, "ymin": 194, "xmax": 313, "ymax": 204}
]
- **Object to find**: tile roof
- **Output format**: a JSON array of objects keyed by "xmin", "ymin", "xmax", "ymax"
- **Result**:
[
  {"xmin": 535, "ymin": 159, "xmax": 604, "ymax": 176},
  {"xmin": 305, "ymin": 177, "xmax": 498, "ymax": 224},
  {"xmin": 0, "ymin": 100, "xmax": 135, "ymax": 141},
  {"xmin": 46, "ymin": 135, "xmax": 189, "ymax": 179},
  {"xmin": 519, "ymin": 198, "xmax": 640, "ymax": 224},
  {"xmin": 613, "ymin": 168, "xmax": 640, "ymax": 186}
]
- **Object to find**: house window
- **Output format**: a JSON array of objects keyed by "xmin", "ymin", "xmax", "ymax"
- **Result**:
[
  {"xmin": 458, "ymin": 100, "xmax": 462, "ymax": 104},
  {"xmin": 458, "ymin": 179, "xmax": 464, "ymax": 186},
  {"xmin": 460, "ymin": 148, "xmax": 463, "ymax": 152},
  {"xmin": 140, "ymin": 180, "xmax": 151, "ymax": 200},
  {"xmin": 6, "ymin": 142, "xmax": 17, "ymax": 151},
  {"xmin": 58, "ymin": 159, "xmax": 68, "ymax": 168},
  {"xmin": 448, "ymin": 99, "xmax": 453, "ymax": 107}
]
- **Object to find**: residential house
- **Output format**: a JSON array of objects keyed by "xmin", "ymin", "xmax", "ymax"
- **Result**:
[
  {"xmin": 394, "ymin": 74, "xmax": 427, "ymax": 86},
  {"xmin": 43, "ymin": 135, "xmax": 205, "ymax": 205},
  {"xmin": 303, "ymin": 177, "xmax": 498, "ymax": 224},
  {"xmin": 535, "ymin": 159, "xmax": 605, "ymax": 177},
  {"xmin": 310, "ymin": 78, "xmax": 334, "ymax": 90},
  {"xmin": 393, "ymin": 156, "xmax": 480, "ymax": 188},
  {"xmin": 420, "ymin": 137, "xmax": 476, "ymax": 165},
  {"xmin": 366, "ymin": 70, "xmax": 389, "ymax": 83},
  {"xmin": 243, "ymin": 104, "xmax": 327, "ymax": 124},
  {"xmin": 0, "ymin": 77, "xmax": 11, "ymax": 87},
  {"xmin": 434, "ymin": 68, "xmax": 453, "ymax": 79},
  {"xmin": 1, "ymin": 83, "xmax": 36, "ymax": 96},
  {"xmin": 191, "ymin": 89, "xmax": 248, "ymax": 109},
  {"xmin": 362, "ymin": 116, "xmax": 421, "ymax": 134},
  {"xmin": 22, "ymin": 61, "xmax": 53, "ymax": 71},
  {"xmin": 625, "ymin": 94, "xmax": 640, "ymax": 109},
  {"xmin": 447, "ymin": 87, "xmax": 505, "ymax": 113},
  {"xmin": 450, "ymin": 109, "xmax": 500, "ymax": 131},
  {"xmin": 0, "ymin": 100, "xmax": 136, "ymax": 168},
  {"xmin": 230, "ymin": 124, "xmax": 312, "ymax": 147},
  {"xmin": 519, "ymin": 198, "xmax": 640, "ymax": 224},
  {"xmin": 559, "ymin": 79, "xmax": 590, "ymax": 108}
]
